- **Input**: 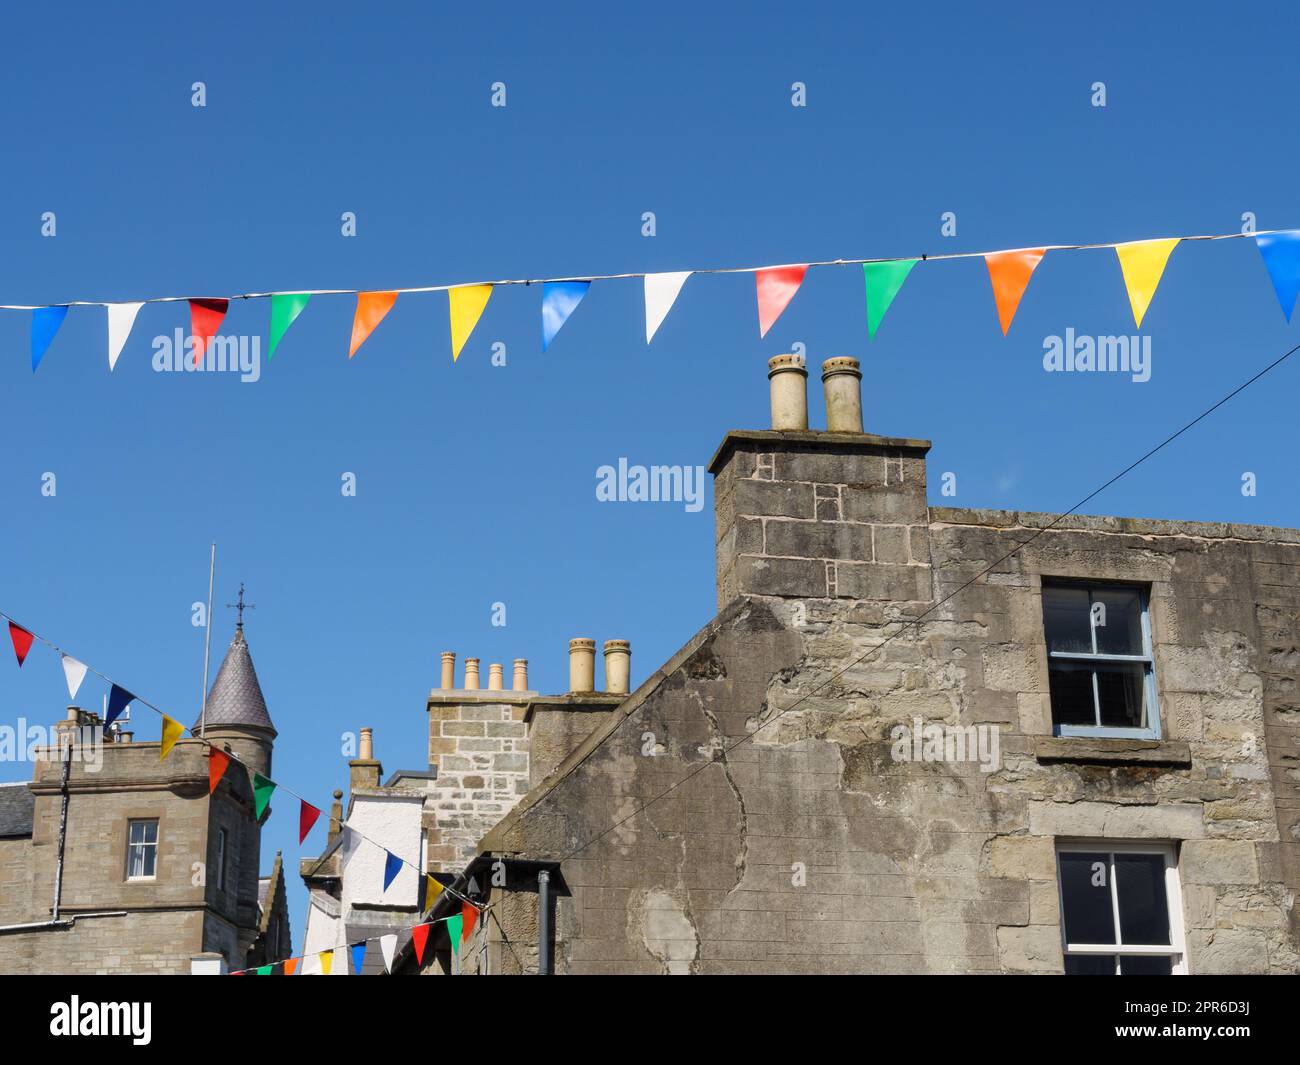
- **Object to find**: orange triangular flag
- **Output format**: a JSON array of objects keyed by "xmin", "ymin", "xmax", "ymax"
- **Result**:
[
  {"xmin": 160, "ymin": 715, "xmax": 185, "ymax": 761},
  {"xmin": 984, "ymin": 249, "xmax": 1045, "ymax": 335},
  {"xmin": 283, "ymin": 957, "xmax": 300, "ymax": 976},
  {"xmin": 349, "ymin": 291, "xmax": 398, "ymax": 357},
  {"xmin": 462, "ymin": 901, "xmax": 478, "ymax": 942},
  {"xmin": 411, "ymin": 922, "xmax": 431, "ymax": 966},
  {"xmin": 755, "ymin": 265, "xmax": 808, "ymax": 338},
  {"xmin": 208, "ymin": 748, "xmax": 230, "ymax": 794}
]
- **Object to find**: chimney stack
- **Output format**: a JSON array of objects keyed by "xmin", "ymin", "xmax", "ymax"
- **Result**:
[
  {"xmin": 821, "ymin": 357, "xmax": 864, "ymax": 433},
  {"xmin": 440, "ymin": 651, "xmax": 456, "ymax": 690},
  {"xmin": 487, "ymin": 662, "xmax": 504, "ymax": 691},
  {"xmin": 512, "ymin": 658, "xmax": 529, "ymax": 691},
  {"xmin": 464, "ymin": 658, "xmax": 480, "ymax": 690},
  {"xmin": 568, "ymin": 638, "xmax": 596, "ymax": 693},
  {"xmin": 603, "ymin": 640, "xmax": 631, "ymax": 695},
  {"xmin": 350, "ymin": 728, "xmax": 382, "ymax": 792},
  {"xmin": 359, "ymin": 727, "xmax": 374, "ymax": 760},
  {"xmin": 768, "ymin": 354, "xmax": 808, "ymax": 431}
]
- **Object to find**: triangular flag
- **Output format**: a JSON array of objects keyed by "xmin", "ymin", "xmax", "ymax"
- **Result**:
[
  {"xmin": 268, "ymin": 293, "xmax": 311, "ymax": 360},
  {"xmin": 283, "ymin": 957, "xmax": 300, "ymax": 976},
  {"xmin": 411, "ymin": 923, "xmax": 431, "ymax": 967},
  {"xmin": 208, "ymin": 748, "xmax": 230, "ymax": 793},
  {"xmin": 984, "ymin": 249, "xmax": 1045, "ymax": 335},
  {"xmin": 189, "ymin": 298, "xmax": 229, "ymax": 365},
  {"xmin": 61, "ymin": 654, "xmax": 87, "ymax": 699},
  {"xmin": 755, "ymin": 265, "xmax": 808, "ymax": 338},
  {"xmin": 318, "ymin": 950, "xmax": 333, "ymax": 976},
  {"xmin": 256, "ymin": 964, "xmax": 273, "ymax": 976},
  {"xmin": 8, "ymin": 622, "xmax": 34, "ymax": 667},
  {"xmin": 252, "ymin": 773, "xmax": 276, "ymax": 819},
  {"xmin": 107, "ymin": 302, "xmax": 144, "ymax": 371},
  {"xmin": 541, "ymin": 281, "xmax": 590, "ymax": 351},
  {"xmin": 424, "ymin": 874, "xmax": 444, "ymax": 911},
  {"xmin": 105, "ymin": 684, "xmax": 134, "ymax": 727},
  {"xmin": 449, "ymin": 284, "xmax": 493, "ymax": 362},
  {"xmin": 447, "ymin": 913, "xmax": 463, "ymax": 955},
  {"xmin": 863, "ymin": 260, "xmax": 918, "ymax": 339},
  {"xmin": 351, "ymin": 942, "xmax": 367, "ymax": 975},
  {"xmin": 644, "ymin": 271, "xmax": 691, "ymax": 343},
  {"xmin": 299, "ymin": 800, "xmax": 321, "ymax": 844},
  {"xmin": 383, "ymin": 850, "xmax": 402, "ymax": 892},
  {"xmin": 379, "ymin": 933, "xmax": 399, "ymax": 973},
  {"xmin": 1255, "ymin": 231, "xmax": 1300, "ymax": 322},
  {"xmin": 462, "ymin": 901, "xmax": 478, "ymax": 943},
  {"xmin": 31, "ymin": 306, "xmax": 69, "ymax": 372},
  {"xmin": 349, "ymin": 291, "xmax": 398, "ymax": 357},
  {"xmin": 1115, "ymin": 238, "xmax": 1180, "ymax": 327},
  {"xmin": 160, "ymin": 715, "xmax": 185, "ymax": 761}
]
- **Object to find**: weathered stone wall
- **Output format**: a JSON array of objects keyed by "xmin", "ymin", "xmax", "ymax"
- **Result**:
[{"xmin": 475, "ymin": 432, "xmax": 1300, "ymax": 975}]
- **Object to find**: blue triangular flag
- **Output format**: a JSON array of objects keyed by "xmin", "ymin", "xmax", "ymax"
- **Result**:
[
  {"xmin": 105, "ymin": 684, "xmax": 134, "ymax": 728},
  {"xmin": 383, "ymin": 850, "xmax": 402, "ymax": 892},
  {"xmin": 1256, "ymin": 231, "xmax": 1300, "ymax": 322},
  {"xmin": 541, "ymin": 280, "xmax": 590, "ymax": 351},
  {"xmin": 351, "ymin": 941, "xmax": 367, "ymax": 975},
  {"xmin": 31, "ymin": 306, "xmax": 69, "ymax": 373}
]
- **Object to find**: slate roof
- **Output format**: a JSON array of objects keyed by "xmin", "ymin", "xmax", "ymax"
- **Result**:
[
  {"xmin": 0, "ymin": 781, "xmax": 35, "ymax": 838},
  {"xmin": 192, "ymin": 628, "xmax": 276, "ymax": 735}
]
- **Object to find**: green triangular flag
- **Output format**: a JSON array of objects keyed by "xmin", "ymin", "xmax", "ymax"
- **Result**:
[
  {"xmin": 256, "ymin": 964, "xmax": 273, "ymax": 976},
  {"xmin": 447, "ymin": 913, "xmax": 463, "ymax": 955},
  {"xmin": 252, "ymin": 773, "xmax": 276, "ymax": 820},
  {"xmin": 268, "ymin": 293, "xmax": 311, "ymax": 361},
  {"xmin": 863, "ymin": 260, "xmax": 918, "ymax": 338}
]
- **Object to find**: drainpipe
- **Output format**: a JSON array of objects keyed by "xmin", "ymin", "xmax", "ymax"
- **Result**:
[
  {"xmin": 537, "ymin": 869, "xmax": 551, "ymax": 976},
  {"xmin": 52, "ymin": 742, "xmax": 72, "ymax": 921}
]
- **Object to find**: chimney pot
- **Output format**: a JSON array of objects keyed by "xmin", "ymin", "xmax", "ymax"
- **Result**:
[
  {"xmin": 768, "ymin": 354, "xmax": 809, "ymax": 431},
  {"xmin": 568, "ymin": 639, "xmax": 596, "ymax": 693},
  {"xmin": 603, "ymin": 640, "xmax": 631, "ymax": 695},
  {"xmin": 359, "ymin": 727, "xmax": 373, "ymax": 761},
  {"xmin": 512, "ymin": 658, "xmax": 529, "ymax": 692},
  {"xmin": 488, "ymin": 663, "xmax": 504, "ymax": 691},
  {"xmin": 464, "ymin": 658, "xmax": 480, "ymax": 690},
  {"xmin": 439, "ymin": 651, "xmax": 456, "ymax": 690},
  {"xmin": 821, "ymin": 356, "xmax": 864, "ymax": 433}
]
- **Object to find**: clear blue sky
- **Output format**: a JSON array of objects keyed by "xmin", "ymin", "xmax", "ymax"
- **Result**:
[{"xmin": 2, "ymin": 3, "xmax": 1297, "ymax": 951}]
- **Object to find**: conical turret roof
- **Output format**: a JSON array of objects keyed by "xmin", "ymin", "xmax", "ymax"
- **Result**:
[{"xmin": 193, "ymin": 627, "xmax": 276, "ymax": 735}]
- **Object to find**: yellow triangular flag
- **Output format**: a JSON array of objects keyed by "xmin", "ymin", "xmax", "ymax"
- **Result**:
[
  {"xmin": 426, "ymin": 874, "xmax": 444, "ymax": 909},
  {"xmin": 319, "ymin": 950, "xmax": 333, "ymax": 976},
  {"xmin": 1115, "ymin": 238, "xmax": 1180, "ymax": 327},
  {"xmin": 448, "ymin": 284, "xmax": 493, "ymax": 362},
  {"xmin": 159, "ymin": 715, "xmax": 185, "ymax": 761}
]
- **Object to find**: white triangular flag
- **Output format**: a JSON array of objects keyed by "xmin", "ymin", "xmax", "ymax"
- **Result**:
[
  {"xmin": 379, "ymin": 933, "xmax": 398, "ymax": 974},
  {"xmin": 107, "ymin": 302, "xmax": 144, "ymax": 371},
  {"xmin": 61, "ymin": 655, "xmax": 88, "ymax": 700},
  {"xmin": 644, "ymin": 271, "xmax": 691, "ymax": 343}
]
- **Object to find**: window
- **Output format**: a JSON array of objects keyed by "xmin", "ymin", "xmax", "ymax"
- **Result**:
[
  {"xmin": 126, "ymin": 819, "xmax": 159, "ymax": 880},
  {"xmin": 1041, "ymin": 581, "xmax": 1159, "ymax": 738},
  {"xmin": 215, "ymin": 828, "xmax": 227, "ymax": 891},
  {"xmin": 1056, "ymin": 843, "xmax": 1186, "ymax": 974}
]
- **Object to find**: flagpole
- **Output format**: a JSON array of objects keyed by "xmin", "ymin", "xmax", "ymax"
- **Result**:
[{"xmin": 200, "ymin": 544, "xmax": 215, "ymax": 738}]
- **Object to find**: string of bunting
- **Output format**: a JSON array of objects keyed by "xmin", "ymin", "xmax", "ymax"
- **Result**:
[
  {"xmin": 9, "ymin": 229, "xmax": 1300, "ymax": 372},
  {"xmin": 1, "ymin": 609, "xmax": 482, "ymax": 963}
]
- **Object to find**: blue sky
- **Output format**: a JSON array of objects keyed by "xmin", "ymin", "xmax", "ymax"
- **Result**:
[{"xmin": 2, "ymin": 3, "xmax": 1298, "ymax": 950}]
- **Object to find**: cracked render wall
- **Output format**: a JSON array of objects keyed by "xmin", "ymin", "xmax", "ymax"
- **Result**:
[{"xmin": 472, "ymin": 430, "xmax": 1300, "ymax": 975}]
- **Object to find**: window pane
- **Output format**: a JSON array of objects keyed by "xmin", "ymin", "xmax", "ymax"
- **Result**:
[
  {"xmin": 1065, "ymin": 954, "xmax": 1116, "ymax": 975},
  {"xmin": 1115, "ymin": 853, "xmax": 1171, "ymax": 946},
  {"xmin": 1049, "ymin": 661, "xmax": 1097, "ymax": 726},
  {"xmin": 1043, "ymin": 585, "xmax": 1093, "ymax": 653},
  {"xmin": 1120, "ymin": 955, "xmax": 1173, "ymax": 975},
  {"xmin": 1059, "ymin": 851, "xmax": 1116, "ymax": 945},
  {"xmin": 1093, "ymin": 588, "xmax": 1145, "ymax": 655},
  {"xmin": 141, "ymin": 846, "xmax": 156, "ymax": 878},
  {"xmin": 1096, "ymin": 663, "xmax": 1147, "ymax": 729}
]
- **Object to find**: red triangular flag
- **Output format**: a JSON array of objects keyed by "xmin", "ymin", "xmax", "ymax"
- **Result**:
[
  {"xmin": 8, "ymin": 622, "xmax": 34, "ymax": 667},
  {"xmin": 462, "ymin": 901, "xmax": 478, "ymax": 942},
  {"xmin": 411, "ymin": 923, "xmax": 431, "ymax": 966},
  {"xmin": 755, "ymin": 265, "xmax": 808, "ymax": 338},
  {"xmin": 208, "ymin": 748, "xmax": 230, "ymax": 794},
  {"xmin": 189, "ymin": 298, "xmax": 229, "ymax": 365},
  {"xmin": 298, "ymin": 800, "xmax": 321, "ymax": 844},
  {"xmin": 984, "ymin": 248, "xmax": 1046, "ymax": 335}
]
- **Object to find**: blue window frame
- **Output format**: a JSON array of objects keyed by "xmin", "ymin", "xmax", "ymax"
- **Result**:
[{"xmin": 1042, "ymin": 581, "xmax": 1160, "ymax": 739}]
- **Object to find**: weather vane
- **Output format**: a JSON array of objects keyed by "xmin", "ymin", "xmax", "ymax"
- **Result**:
[{"xmin": 226, "ymin": 582, "xmax": 255, "ymax": 630}]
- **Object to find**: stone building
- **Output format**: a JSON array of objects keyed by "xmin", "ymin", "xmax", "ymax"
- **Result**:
[
  {"xmin": 404, "ymin": 355, "xmax": 1300, "ymax": 975},
  {"xmin": 0, "ymin": 621, "xmax": 289, "ymax": 974}
]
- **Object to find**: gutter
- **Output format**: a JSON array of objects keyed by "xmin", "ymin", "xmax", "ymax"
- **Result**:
[{"xmin": 0, "ymin": 912, "xmax": 128, "ymax": 936}]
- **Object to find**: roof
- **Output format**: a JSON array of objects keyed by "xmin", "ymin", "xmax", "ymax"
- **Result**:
[
  {"xmin": 192, "ymin": 628, "xmax": 276, "ymax": 735},
  {"xmin": 0, "ymin": 781, "xmax": 35, "ymax": 838}
]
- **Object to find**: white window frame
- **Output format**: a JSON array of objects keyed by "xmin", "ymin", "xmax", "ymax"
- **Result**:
[
  {"xmin": 1055, "ymin": 840, "xmax": 1187, "ymax": 975},
  {"xmin": 126, "ymin": 818, "xmax": 159, "ymax": 881},
  {"xmin": 1043, "ymin": 581, "xmax": 1161, "ymax": 740}
]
